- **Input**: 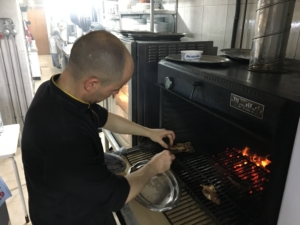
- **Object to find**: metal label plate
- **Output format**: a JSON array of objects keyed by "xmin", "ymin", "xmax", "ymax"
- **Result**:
[{"xmin": 230, "ymin": 94, "xmax": 264, "ymax": 119}]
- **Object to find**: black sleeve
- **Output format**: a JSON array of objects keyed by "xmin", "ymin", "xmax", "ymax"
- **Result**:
[
  {"xmin": 43, "ymin": 133, "xmax": 130, "ymax": 212},
  {"xmin": 90, "ymin": 103, "xmax": 108, "ymax": 128}
]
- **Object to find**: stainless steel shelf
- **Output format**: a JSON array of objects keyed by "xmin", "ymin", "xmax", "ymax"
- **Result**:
[{"xmin": 120, "ymin": 10, "xmax": 176, "ymax": 15}]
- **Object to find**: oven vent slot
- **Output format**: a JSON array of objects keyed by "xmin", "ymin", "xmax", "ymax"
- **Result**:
[
  {"xmin": 203, "ymin": 75, "xmax": 266, "ymax": 99},
  {"xmin": 158, "ymin": 45, "xmax": 168, "ymax": 60},
  {"xmin": 148, "ymin": 45, "xmax": 158, "ymax": 62},
  {"xmin": 168, "ymin": 44, "xmax": 178, "ymax": 54}
]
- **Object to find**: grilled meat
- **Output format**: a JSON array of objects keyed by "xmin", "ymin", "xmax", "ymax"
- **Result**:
[
  {"xmin": 200, "ymin": 184, "xmax": 221, "ymax": 205},
  {"xmin": 168, "ymin": 142, "xmax": 195, "ymax": 153},
  {"xmin": 130, "ymin": 166, "xmax": 140, "ymax": 173}
]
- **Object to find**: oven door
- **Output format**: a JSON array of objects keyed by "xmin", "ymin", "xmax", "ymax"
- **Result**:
[
  {"xmin": 107, "ymin": 81, "xmax": 133, "ymax": 149},
  {"xmin": 104, "ymin": 39, "xmax": 135, "ymax": 150}
]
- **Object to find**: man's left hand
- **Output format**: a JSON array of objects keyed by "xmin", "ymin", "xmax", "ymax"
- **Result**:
[{"xmin": 147, "ymin": 129, "xmax": 175, "ymax": 149}]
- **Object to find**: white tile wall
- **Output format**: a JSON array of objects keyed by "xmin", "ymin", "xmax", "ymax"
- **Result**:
[
  {"xmin": 202, "ymin": 5, "xmax": 228, "ymax": 52},
  {"xmin": 241, "ymin": 3, "xmax": 256, "ymax": 49},
  {"xmin": 177, "ymin": 0, "xmax": 300, "ymax": 59}
]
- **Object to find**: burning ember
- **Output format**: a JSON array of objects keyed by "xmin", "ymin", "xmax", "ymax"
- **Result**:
[
  {"xmin": 214, "ymin": 147, "xmax": 271, "ymax": 194},
  {"xmin": 237, "ymin": 147, "xmax": 271, "ymax": 169}
]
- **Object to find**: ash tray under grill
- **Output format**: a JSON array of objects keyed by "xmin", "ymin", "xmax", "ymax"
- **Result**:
[{"xmin": 128, "ymin": 160, "xmax": 181, "ymax": 212}]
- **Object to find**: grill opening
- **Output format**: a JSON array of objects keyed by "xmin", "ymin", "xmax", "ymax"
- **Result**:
[{"xmin": 125, "ymin": 89, "xmax": 273, "ymax": 225}]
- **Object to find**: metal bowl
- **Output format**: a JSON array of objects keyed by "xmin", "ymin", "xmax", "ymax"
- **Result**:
[{"xmin": 128, "ymin": 160, "xmax": 181, "ymax": 212}]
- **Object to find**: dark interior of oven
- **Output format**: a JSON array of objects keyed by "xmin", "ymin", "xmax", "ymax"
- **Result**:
[{"xmin": 125, "ymin": 89, "xmax": 272, "ymax": 225}]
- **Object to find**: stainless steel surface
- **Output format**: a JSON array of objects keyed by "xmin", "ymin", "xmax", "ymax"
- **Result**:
[
  {"xmin": 249, "ymin": 0, "xmax": 295, "ymax": 72},
  {"xmin": 128, "ymin": 160, "xmax": 181, "ymax": 212},
  {"xmin": 220, "ymin": 48, "xmax": 251, "ymax": 61},
  {"xmin": 150, "ymin": 0, "xmax": 154, "ymax": 32},
  {"xmin": 166, "ymin": 54, "xmax": 231, "ymax": 64},
  {"xmin": 103, "ymin": 129, "xmax": 120, "ymax": 151}
]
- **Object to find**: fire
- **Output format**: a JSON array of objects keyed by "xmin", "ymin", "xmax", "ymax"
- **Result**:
[
  {"xmin": 218, "ymin": 147, "xmax": 271, "ymax": 193},
  {"xmin": 240, "ymin": 147, "xmax": 271, "ymax": 169}
]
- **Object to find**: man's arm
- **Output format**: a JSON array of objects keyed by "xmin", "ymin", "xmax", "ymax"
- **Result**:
[
  {"xmin": 124, "ymin": 150, "xmax": 175, "ymax": 203},
  {"xmin": 103, "ymin": 112, "xmax": 175, "ymax": 148}
]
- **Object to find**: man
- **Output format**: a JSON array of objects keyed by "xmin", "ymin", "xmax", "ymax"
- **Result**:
[
  {"xmin": 49, "ymin": 29, "xmax": 61, "ymax": 68},
  {"xmin": 21, "ymin": 30, "xmax": 175, "ymax": 225}
]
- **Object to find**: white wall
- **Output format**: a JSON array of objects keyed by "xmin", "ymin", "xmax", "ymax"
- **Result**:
[
  {"xmin": 0, "ymin": 0, "xmax": 34, "ymax": 128},
  {"xmin": 177, "ymin": 0, "xmax": 300, "ymax": 59}
]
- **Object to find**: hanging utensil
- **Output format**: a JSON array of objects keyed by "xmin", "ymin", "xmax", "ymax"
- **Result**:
[
  {"xmin": 0, "ymin": 33, "xmax": 17, "ymax": 123},
  {"xmin": 3, "ymin": 19, "xmax": 25, "ymax": 123},
  {"xmin": 9, "ymin": 20, "xmax": 29, "ymax": 110}
]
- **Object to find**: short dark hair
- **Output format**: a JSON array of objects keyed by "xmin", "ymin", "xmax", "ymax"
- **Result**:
[{"xmin": 68, "ymin": 31, "xmax": 128, "ymax": 84}]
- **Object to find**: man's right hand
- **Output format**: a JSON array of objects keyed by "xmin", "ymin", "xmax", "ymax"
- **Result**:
[
  {"xmin": 146, "ymin": 150, "xmax": 175, "ymax": 175},
  {"xmin": 125, "ymin": 150, "xmax": 175, "ymax": 203}
]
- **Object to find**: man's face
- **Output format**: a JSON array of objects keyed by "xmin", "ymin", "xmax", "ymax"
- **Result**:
[{"xmin": 93, "ymin": 55, "xmax": 134, "ymax": 103}]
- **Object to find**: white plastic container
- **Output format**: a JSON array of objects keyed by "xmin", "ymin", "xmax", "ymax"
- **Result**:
[{"xmin": 181, "ymin": 50, "xmax": 203, "ymax": 61}]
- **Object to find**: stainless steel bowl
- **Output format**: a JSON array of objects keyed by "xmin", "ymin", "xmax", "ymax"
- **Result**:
[{"xmin": 128, "ymin": 160, "xmax": 181, "ymax": 212}]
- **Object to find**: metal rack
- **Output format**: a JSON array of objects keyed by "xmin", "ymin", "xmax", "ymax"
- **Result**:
[{"xmin": 103, "ymin": 0, "xmax": 178, "ymax": 32}]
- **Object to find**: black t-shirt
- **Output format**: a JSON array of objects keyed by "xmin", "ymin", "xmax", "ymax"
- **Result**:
[{"xmin": 21, "ymin": 75, "xmax": 130, "ymax": 225}]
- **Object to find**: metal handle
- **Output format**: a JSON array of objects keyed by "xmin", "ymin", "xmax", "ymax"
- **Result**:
[{"xmin": 189, "ymin": 82, "xmax": 202, "ymax": 100}]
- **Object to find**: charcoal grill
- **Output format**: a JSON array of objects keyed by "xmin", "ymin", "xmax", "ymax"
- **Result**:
[
  {"xmin": 125, "ymin": 59, "xmax": 300, "ymax": 225},
  {"xmin": 125, "ymin": 93, "xmax": 268, "ymax": 225}
]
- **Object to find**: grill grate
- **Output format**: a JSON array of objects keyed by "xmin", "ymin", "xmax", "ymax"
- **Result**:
[
  {"xmin": 124, "ymin": 90, "xmax": 270, "ymax": 224},
  {"xmin": 125, "ymin": 138, "xmax": 265, "ymax": 224}
]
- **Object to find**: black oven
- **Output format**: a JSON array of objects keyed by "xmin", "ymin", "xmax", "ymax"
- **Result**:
[
  {"xmin": 123, "ymin": 59, "xmax": 300, "ymax": 225},
  {"xmin": 103, "ymin": 33, "xmax": 217, "ymax": 150}
]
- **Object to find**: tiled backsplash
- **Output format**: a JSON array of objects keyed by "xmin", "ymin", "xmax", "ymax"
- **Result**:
[{"xmin": 177, "ymin": 0, "xmax": 300, "ymax": 59}]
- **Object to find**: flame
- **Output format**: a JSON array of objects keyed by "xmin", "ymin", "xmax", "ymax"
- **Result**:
[
  {"xmin": 240, "ymin": 147, "xmax": 271, "ymax": 169},
  {"xmin": 219, "ymin": 147, "xmax": 271, "ymax": 193}
]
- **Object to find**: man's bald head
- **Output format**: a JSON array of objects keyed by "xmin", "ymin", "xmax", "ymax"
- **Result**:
[{"xmin": 68, "ymin": 31, "xmax": 129, "ymax": 85}]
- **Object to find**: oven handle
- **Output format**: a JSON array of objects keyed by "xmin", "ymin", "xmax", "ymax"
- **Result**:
[{"xmin": 190, "ymin": 81, "xmax": 202, "ymax": 99}]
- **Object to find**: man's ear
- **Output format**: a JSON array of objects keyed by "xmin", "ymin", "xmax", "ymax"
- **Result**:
[{"xmin": 84, "ymin": 78, "xmax": 99, "ymax": 92}]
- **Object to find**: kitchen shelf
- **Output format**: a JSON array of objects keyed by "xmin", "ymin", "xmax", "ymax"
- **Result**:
[
  {"xmin": 120, "ymin": 10, "xmax": 176, "ymax": 15},
  {"xmin": 104, "ymin": 14, "xmax": 120, "ymax": 20}
]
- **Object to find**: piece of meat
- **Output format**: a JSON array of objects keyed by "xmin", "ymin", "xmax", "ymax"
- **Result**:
[
  {"xmin": 200, "ymin": 184, "xmax": 221, "ymax": 205},
  {"xmin": 168, "ymin": 142, "xmax": 195, "ymax": 153},
  {"xmin": 130, "ymin": 166, "xmax": 140, "ymax": 173}
]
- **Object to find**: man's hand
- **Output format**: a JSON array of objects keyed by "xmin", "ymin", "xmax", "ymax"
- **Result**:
[
  {"xmin": 103, "ymin": 113, "xmax": 175, "ymax": 148},
  {"xmin": 125, "ymin": 150, "xmax": 175, "ymax": 203},
  {"xmin": 146, "ymin": 150, "xmax": 175, "ymax": 174},
  {"xmin": 146, "ymin": 129, "xmax": 175, "ymax": 149}
]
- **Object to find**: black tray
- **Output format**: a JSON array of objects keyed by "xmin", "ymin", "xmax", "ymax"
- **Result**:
[
  {"xmin": 220, "ymin": 48, "xmax": 251, "ymax": 62},
  {"xmin": 127, "ymin": 33, "xmax": 185, "ymax": 41},
  {"xmin": 166, "ymin": 54, "xmax": 231, "ymax": 64}
]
